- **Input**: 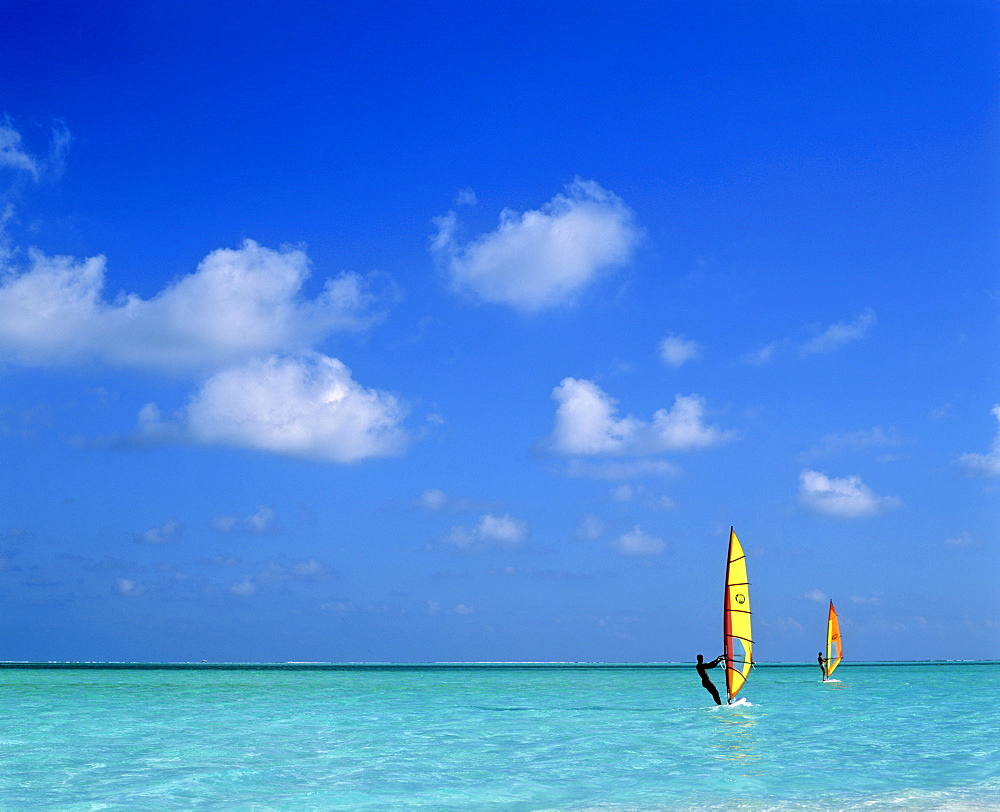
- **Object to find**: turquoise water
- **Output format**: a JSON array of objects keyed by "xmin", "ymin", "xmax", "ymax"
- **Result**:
[{"xmin": 1, "ymin": 662, "xmax": 998, "ymax": 810}]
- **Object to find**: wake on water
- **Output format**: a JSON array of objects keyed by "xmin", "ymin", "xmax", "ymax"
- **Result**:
[{"xmin": 718, "ymin": 697, "xmax": 752, "ymax": 708}]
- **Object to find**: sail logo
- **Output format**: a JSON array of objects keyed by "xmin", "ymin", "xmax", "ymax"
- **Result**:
[{"xmin": 735, "ymin": 593, "xmax": 746, "ymax": 604}]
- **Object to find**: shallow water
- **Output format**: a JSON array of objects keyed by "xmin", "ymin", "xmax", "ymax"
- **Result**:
[{"xmin": 0, "ymin": 662, "xmax": 997, "ymax": 810}]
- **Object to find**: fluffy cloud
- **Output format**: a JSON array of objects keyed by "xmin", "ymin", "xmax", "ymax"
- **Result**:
[
  {"xmin": 443, "ymin": 513, "xmax": 528, "ymax": 551},
  {"xmin": 609, "ymin": 525, "xmax": 665, "ymax": 556},
  {"xmin": 798, "ymin": 469, "xmax": 901, "ymax": 518},
  {"xmin": 956, "ymin": 405, "xmax": 1000, "ymax": 477},
  {"xmin": 138, "ymin": 354, "xmax": 408, "ymax": 462},
  {"xmin": 548, "ymin": 377, "xmax": 736, "ymax": 456},
  {"xmin": 800, "ymin": 309, "xmax": 877, "ymax": 355},
  {"xmin": 659, "ymin": 334, "xmax": 702, "ymax": 367},
  {"xmin": 0, "ymin": 240, "xmax": 392, "ymax": 373},
  {"xmin": 431, "ymin": 178, "xmax": 641, "ymax": 311}
]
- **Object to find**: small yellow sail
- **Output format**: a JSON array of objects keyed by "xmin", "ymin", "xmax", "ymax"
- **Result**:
[
  {"xmin": 723, "ymin": 527, "xmax": 753, "ymax": 702},
  {"xmin": 826, "ymin": 600, "xmax": 842, "ymax": 678}
]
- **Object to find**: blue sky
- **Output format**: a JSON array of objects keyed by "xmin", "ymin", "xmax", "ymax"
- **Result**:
[{"xmin": 1, "ymin": 1, "xmax": 997, "ymax": 663}]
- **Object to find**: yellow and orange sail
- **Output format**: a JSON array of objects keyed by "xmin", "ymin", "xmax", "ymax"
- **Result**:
[
  {"xmin": 826, "ymin": 600, "xmax": 842, "ymax": 678},
  {"xmin": 723, "ymin": 527, "xmax": 753, "ymax": 702}
]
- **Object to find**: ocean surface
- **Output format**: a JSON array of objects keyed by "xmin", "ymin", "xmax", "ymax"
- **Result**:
[{"xmin": 0, "ymin": 661, "xmax": 997, "ymax": 810}]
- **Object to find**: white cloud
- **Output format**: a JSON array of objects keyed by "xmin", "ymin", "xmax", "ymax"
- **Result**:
[
  {"xmin": 138, "ymin": 354, "xmax": 408, "ymax": 462},
  {"xmin": 956, "ymin": 405, "xmax": 1000, "ymax": 477},
  {"xmin": 804, "ymin": 588, "xmax": 828, "ymax": 603},
  {"xmin": 798, "ymin": 469, "xmax": 901, "ymax": 518},
  {"xmin": 415, "ymin": 489, "xmax": 449, "ymax": 511},
  {"xmin": 576, "ymin": 515, "xmax": 605, "ymax": 540},
  {"xmin": 649, "ymin": 394, "xmax": 737, "ymax": 450},
  {"xmin": 548, "ymin": 378, "xmax": 736, "ymax": 456},
  {"xmin": 944, "ymin": 531, "xmax": 974, "ymax": 547},
  {"xmin": 564, "ymin": 458, "xmax": 680, "ymax": 480},
  {"xmin": 246, "ymin": 507, "xmax": 276, "ymax": 533},
  {"xmin": 607, "ymin": 483, "xmax": 676, "ymax": 510},
  {"xmin": 0, "ymin": 124, "xmax": 40, "ymax": 179},
  {"xmin": 659, "ymin": 334, "xmax": 702, "ymax": 367},
  {"xmin": 211, "ymin": 514, "xmax": 240, "ymax": 533},
  {"xmin": 116, "ymin": 578, "xmax": 145, "ymax": 596},
  {"xmin": 212, "ymin": 507, "xmax": 278, "ymax": 534},
  {"xmin": 609, "ymin": 525, "xmax": 665, "ymax": 556},
  {"xmin": 800, "ymin": 309, "xmax": 877, "ymax": 355},
  {"xmin": 454, "ymin": 188, "xmax": 477, "ymax": 207},
  {"xmin": 443, "ymin": 513, "xmax": 528, "ymax": 551},
  {"xmin": 431, "ymin": 178, "xmax": 642, "ymax": 311},
  {"xmin": 803, "ymin": 427, "xmax": 907, "ymax": 460},
  {"xmin": 742, "ymin": 341, "xmax": 781, "ymax": 366},
  {"xmin": 549, "ymin": 378, "xmax": 641, "ymax": 455},
  {"xmin": 609, "ymin": 484, "xmax": 634, "ymax": 502},
  {"xmin": 230, "ymin": 577, "xmax": 256, "ymax": 596},
  {"xmin": 0, "ymin": 240, "xmax": 393, "ymax": 373},
  {"xmin": 850, "ymin": 594, "xmax": 881, "ymax": 605},
  {"xmin": 229, "ymin": 557, "xmax": 332, "ymax": 596},
  {"xmin": 134, "ymin": 519, "xmax": 180, "ymax": 545}
]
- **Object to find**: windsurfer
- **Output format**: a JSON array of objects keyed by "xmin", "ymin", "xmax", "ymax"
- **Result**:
[
  {"xmin": 818, "ymin": 651, "xmax": 828, "ymax": 680},
  {"xmin": 696, "ymin": 654, "xmax": 725, "ymax": 704}
]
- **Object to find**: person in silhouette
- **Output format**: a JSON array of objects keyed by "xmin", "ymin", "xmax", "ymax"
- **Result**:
[
  {"xmin": 696, "ymin": 653, "xmax": 725, "ymax": 704},
  {"xmin": 818, "ymin": 651, "xmax": 828, "ymax": 680}
]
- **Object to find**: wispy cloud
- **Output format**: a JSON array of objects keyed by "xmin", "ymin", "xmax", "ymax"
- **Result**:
[
  {"xmin": 116, "ymin": 577, "xmax": 145, "ymax": 596},
  {"xmin": 609, "ymin": 525, "xmax": 665, "ymax": 556},
  {"xmin": 658, "ymin": 334, "xmax": 702, "ymax": 368},
  {"xmin": 412, "ymin": 489, "xmax": 488, "ymax": 513},
  {"xmin": 804, "ymin": 588, "xmax": 829, "ymax": 603},
  {"xmin": 229, "ymin": 557, "xmax": 335, "ymax": 597},
  {"xmin": 0, "ymin": 119, "xmax": 70, "ymax": 183},
  {"xmin": 426, "ymin": 600, "xmax": 475, "ymax": 615},
  {"xmin": 743, "ymin": 309, "xmax": 877, "ymax": 365},
  {"xmin": 742, "ymin": 341, "xmax": 782, "ymax": 366},
  {"xmin": 956, "ymin": 404, "xmax": 1000, "ymax": 477},
  {"xmin": 576, "ymin": 515, "xmax": 605, "ymax": 540},
  {"xmin": 136, "ymin": 354, "xmax": 409, "ymax": 463},
  {"xmin": 547, "ymin": 378, "xmax": 736, "ymax": 456},
  {"xmin": 431, "ymin": 178, "xmax": 642, "ymax": 312},
  {"xmin": 211, "ymin": 507, "xmax": 278, "ymax": 535},
  {"xmin": 442, "ymin": 514, "xmax": 528, "ymax": 552},
  {"xmin": 133, "ymin": 519, "xmax": 181, "ymax": 545},
  {"xmin": 608, "ymin": 483, "xmax": 677, "ymax": 510},
  {"xmin": 801, "ymin": 427, "xmax": 908, "ymax": 461},
  {"xmin": 799, "ymin": 308, "xmax": 877, "ymax": 356},
  {"xmin": 798, "ymin": 469, "xmax": 901, "ymax": 518},
  {"xmin": 0, "ymin": 123, "xmax": 40, "ymax": 179},
  {"xmin": 564, "ymin": 458, "xmax": 680, "ymax": 481}
]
